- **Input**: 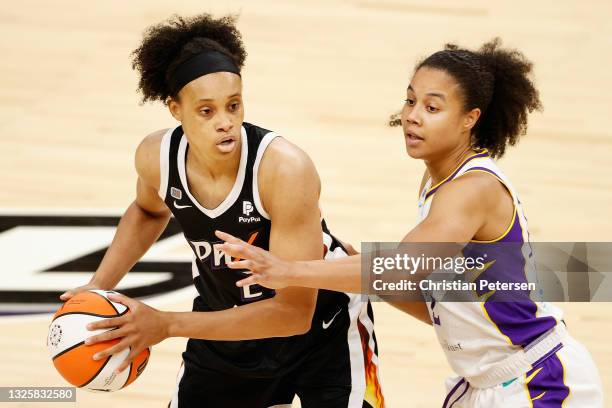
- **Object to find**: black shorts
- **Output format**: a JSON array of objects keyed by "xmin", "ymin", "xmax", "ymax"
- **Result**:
[{"xmin": 168, "ymin": 299, "xmax": 384, "ymax": 408}]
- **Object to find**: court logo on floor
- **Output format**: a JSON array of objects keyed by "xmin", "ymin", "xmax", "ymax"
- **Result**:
[{"xmin": 0, "ymin": 212, "xmax": 192, "ymax": 316}]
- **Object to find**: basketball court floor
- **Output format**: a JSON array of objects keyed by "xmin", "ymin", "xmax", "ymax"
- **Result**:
[{"xmin": 1, "ymin": 1, "xmax": 611, "ymax": 406}]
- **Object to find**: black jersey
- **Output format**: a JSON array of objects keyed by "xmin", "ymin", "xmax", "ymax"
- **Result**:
[
  {"xmin": 160, "ymin": 122, "xmax": 278, "ymax": 310},
  {"xmin": 158, "ymin": 122, "xmax": 355, "ymax": 378}
]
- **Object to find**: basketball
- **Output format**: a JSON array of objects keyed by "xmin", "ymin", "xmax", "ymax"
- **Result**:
[{"xmin": 47, "ymin": 290, "xmax": 150, "ymax": 392}]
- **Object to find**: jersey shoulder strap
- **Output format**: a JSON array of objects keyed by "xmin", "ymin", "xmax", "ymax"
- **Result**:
[
  {"xmin": 158, "ymin": 125, "xmax": 183, "ymax": 201},
  {"xmin": 243, "ymin": 122, "xmax": 280, "ymax": 219}
]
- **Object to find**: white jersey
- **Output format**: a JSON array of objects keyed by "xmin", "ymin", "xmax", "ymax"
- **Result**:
[{"xmin": 417, "ymin": 149, "xmax": 564, "ymax": 380}]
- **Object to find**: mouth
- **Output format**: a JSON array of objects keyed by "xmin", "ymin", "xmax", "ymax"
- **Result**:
[
  {"xmin": 216, "ymin": 135, "xmax": 237, "ymax": 153},
  {"xmin": 404, "ymin": 132, "xmax": 425, "ymax": 147},
  {"xmin": 217, "ymin": 135, "xmax": 236, "ymax": 145},
  {"xmin": 405, "ymin": 131, "xmax": 424, "ymax": 141}
]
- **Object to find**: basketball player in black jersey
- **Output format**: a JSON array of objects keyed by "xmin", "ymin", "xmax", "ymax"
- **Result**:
[{"xmin": 60, "ymin": 14, "xmax": 384, "ymax": 408}]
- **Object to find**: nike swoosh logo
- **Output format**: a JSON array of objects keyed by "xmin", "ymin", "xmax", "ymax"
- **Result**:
[
  {"xmin": 173, "ymin": 201, "xmax": 192, "ymax": 209},
  {"xmin": 322, "ymin": 309, "xmax": 342, "ymax": 329}
]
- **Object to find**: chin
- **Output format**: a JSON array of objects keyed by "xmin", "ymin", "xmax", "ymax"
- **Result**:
[{"xmin": 405, "ymin": 144, "xmax": 424, "ymax": 159}]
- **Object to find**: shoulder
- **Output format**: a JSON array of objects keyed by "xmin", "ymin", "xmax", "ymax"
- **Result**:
[
  {"xmin": 451, "ymin": 170, "xmax": 502, "ymax": 192},
  {"xmin": 135, "ymin": 128, "xmax": 169, "ymax": 189},
  {"xmin": 258, "ymin": 137, "xmax": 321, "ymax": 215},
  {"xmin": 430, "ymin": 171, "xmax": 504, "ymax": 215},
  {"xmin": 259, "ymin": 137, "xmax": 319, "ymax": 186}
]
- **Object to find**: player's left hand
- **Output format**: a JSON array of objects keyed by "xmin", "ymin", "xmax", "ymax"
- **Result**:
[{"xmin": 85, "ymin": 293, "xmax": 168, "ymax": 374}]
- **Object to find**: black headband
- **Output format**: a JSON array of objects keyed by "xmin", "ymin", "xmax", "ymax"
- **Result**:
[{"xmin": 168, "ymin": 51, "xmax": 241, "ymax": 95}]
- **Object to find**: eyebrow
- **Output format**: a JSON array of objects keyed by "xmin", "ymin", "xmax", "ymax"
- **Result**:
[
  {"xmin": 407, "ymin": 85, "xmax": 446, "ymax": 101},
  {"xmin": 197, "ymin": 93, "xmax": 242, "ymax": 102}
]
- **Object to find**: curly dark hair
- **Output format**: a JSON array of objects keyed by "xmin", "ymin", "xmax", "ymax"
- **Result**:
[
  {"xmin": 390, "ymin": 38, "xmax": 542, "ymax": 158},
  {"xmin": 131, "ymin": 14, "xmax": 247, "ymax": 104}
]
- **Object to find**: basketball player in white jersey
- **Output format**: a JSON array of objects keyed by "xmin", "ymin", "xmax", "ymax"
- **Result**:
[
  {"xmin": 216, "ymin": 39, "xmax": 604, "ymax": 407},
  {"xmin": 60, "ymin": 14, "xmax": 383, "ymax": 408}
]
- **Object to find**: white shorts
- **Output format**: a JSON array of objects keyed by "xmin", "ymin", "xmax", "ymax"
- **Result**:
[{"xmin": 442, "ymin": 336, "xmax": 603, "ymax": 408}]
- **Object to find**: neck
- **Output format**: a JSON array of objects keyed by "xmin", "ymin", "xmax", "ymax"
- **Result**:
[
  {"xmin": 425, "ymin": 143, "xmax": 475, "ymax": 186},
  {"xmin": 186, "ymin": 137, "xmax": 242, "ymax": 180}
]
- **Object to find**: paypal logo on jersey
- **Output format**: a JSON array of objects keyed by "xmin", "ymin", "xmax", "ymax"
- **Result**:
[
  {"xmin": 243, "ymin": 201, "xmax": 253, "ymax": 216},
  {"xmin": 239, "ymin": 200, "xmax": 261, "ymax": 223}
]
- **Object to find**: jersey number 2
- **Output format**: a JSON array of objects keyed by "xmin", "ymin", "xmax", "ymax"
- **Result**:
[
  {"xmin": 240, "ymin": 283, "xmax": 263, "ymax": 301},
  {"xmin": 239, "ymin": 271, "xmax": 266, "ymax": 302}
]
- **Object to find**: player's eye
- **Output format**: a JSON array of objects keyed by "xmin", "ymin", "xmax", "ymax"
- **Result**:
[
  {"xmin": 404, "ymin": 98, "xmax": 415, "ymax": 106},
  {"xmin": 426, "ymin": 106, "xmax": 439, "ymax": 113},
  {"xmin": 229, "ymin": 102, "xmax": 240, "ymax": 112},
  {"xmin": 200, "ymin": 108, "xmax": 212, "ymax": 115}
]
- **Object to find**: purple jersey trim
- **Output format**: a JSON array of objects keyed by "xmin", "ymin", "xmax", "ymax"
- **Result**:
[{"xmin": 424, "ymin": 151, "xmax": 490, "ymax": 200}]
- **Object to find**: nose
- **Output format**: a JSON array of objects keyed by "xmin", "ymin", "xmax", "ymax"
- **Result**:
[
  {"xmin": 402, "ymin": 104, "xmax": 421, "ymax": 127},
  {"xmin": 216, "ymin": 112, "xmax": 234, "ymax": 133}
]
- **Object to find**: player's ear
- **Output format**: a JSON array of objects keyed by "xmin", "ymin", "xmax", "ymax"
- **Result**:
[
  {"xmin": 463, "ymin": 107, "xmax": 481, "ymax": 132},
  {"xmin": 167, "ymin": 97, "xmax": 182, "ymax": 122}
]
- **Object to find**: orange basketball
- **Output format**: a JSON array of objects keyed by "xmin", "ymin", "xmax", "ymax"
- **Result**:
[{"xmin": 47, "ymin": 290, "xmax": 150, "ymax": 392}]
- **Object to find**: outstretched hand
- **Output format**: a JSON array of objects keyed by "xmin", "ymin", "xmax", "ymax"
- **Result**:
[{"xmin": 215, "ymin": 230, "xmax": 294, "ymax": 290}]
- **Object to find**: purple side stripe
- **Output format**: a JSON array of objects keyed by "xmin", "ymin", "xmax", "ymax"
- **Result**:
[
  {"xmin": 527, "ymin": 353, "xmax": 570, "ymax": 407},
  {"xmin": 449, "ymin": 381, "xmax": 469, "ymax": 408},
  {"xmin": 424, "ymin": 151, "xmax": 490, "ymax": 200},
  {"xmin": 442, "ymin": 378, "xmax": 466, "ymax": 408}
]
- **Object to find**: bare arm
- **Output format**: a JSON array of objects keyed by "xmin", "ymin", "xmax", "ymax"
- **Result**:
[
  {"xmin": 219, "ymin": 169, "xmax": 430, "ymax": 294},
  {"xmin": 61, "ymin": 130, "xmax": 171, "ymax": 299},
  {"xmin": 302, "ymin": 174, "xmax": 490, "ymax": 284},
  {"xmin": 219, "ymin": 173, "xmax": 497, "ymax": 316}
]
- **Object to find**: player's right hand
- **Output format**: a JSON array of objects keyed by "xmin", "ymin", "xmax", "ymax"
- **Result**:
[
  {"xmin": 215, "ymin": 230, "xmax": 293, "ymax": 290},
  {"xmin": 59, "ymin": 283, "xmax": 101, "ymax": 301}
]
